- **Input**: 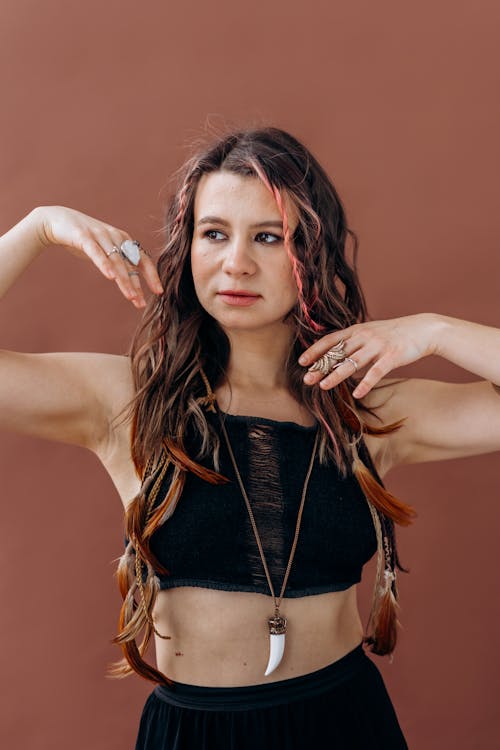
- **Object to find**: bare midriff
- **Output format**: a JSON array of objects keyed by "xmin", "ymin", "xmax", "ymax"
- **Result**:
[{"xmin": 151, "ymin": 584, "xmax": 364, "ymax": 687}]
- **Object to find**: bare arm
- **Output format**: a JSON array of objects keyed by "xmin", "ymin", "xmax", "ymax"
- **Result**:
[
  {"xmin": 1, "ymin": 205, "xmax": 163, "ymax": 305},
  {"xmin": 299, "ymin": 313, "xmax": 500, "ymax": 471},
  {"xmin": 363, "ymin": 376, "xmax": 500, "ymax": 470},
  {"xmin": 0, "ymin": 208, "xmax": 45, "ymax": 299},
  {"xmin": 0, "ymin": 206, "xmax": 162, "ymax": 452},
  {"xmin": 379, "ymin": 315, "xmax": 500, "ymax": 467},
  {"xmin": 0, "ymin": 349, "xmax": 134, "ymax": 451}
]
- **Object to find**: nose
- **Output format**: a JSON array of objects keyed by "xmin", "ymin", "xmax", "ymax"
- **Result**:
[{"xmin": 221, "ymin": 237, "xmax": 257, "ymax": 276}]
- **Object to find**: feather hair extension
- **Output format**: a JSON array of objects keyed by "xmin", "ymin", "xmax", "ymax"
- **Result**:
[
  {"xmin": 363, "ymin": 498, "xmax": 402, "ymax": 657},
  {"xmin": 351, "ymin": 439, "xmax": 410, "ymax": 656},
  {"xmin": 351, "ymin": 440, "xmax": 417, "ymax": 526}
]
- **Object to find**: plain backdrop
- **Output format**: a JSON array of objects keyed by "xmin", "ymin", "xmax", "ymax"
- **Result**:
[{"xmin": 0, "ymin": 1, "xmax": 499, "ymax": 748}]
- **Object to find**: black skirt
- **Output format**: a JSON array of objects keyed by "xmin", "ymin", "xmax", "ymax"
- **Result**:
[{"xmin": 135, "ymin": 641, "xmax": 408, "ymax": 749}]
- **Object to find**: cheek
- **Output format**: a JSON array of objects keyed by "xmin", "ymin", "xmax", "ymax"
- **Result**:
[
  {"xmin": 190, "ymin": 248, "xmax": 209, "ymax": 284},
  {"xmin": 279, "ymin": 260, "xmax": 299, "ymax": 298}
]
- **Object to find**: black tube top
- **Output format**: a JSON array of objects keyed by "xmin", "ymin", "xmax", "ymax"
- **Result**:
[{"xmin": 136, "ymin": 410, "xmax": 378, "ymax": 598}]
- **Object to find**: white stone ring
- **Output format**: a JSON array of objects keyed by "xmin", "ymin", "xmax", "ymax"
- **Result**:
[{"xmin": 119, "ymin": 239, "xmax": 142, "ymax": 266}]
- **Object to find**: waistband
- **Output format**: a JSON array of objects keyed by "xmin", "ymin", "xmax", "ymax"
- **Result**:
[{"xmin": 153, "ymin": 641, "xmax": 368, "ymax": 711}]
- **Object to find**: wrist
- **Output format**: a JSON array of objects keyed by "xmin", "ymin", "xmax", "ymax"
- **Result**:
[
  {"xmin": 422, "ymin": 312, "xmax": 453, "ymax": 357},
  {"xmin": 27, "ymin": 206, "xmax": 51, "ymax": 250}
]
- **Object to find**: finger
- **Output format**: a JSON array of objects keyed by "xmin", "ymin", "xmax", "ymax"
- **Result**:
[
  {"xmin": 114, "ymin": 265, "xmax": 143, "ymax": 306},
  {"xmin": 298, "ymin": 329, "xmax": 354, "ymax": 366},
  {"xmin": 317, "ymin": 357, "xmax": 359, "ymax": 389},
  {"xmin": 351, "ymin": 355, "xmax": 394, "ymax": 398},
  {"xmin": 102, "ymin": 239, "xmax": 144, "ymax": 306},
  {"xmin": 109, "ymin": 231, "xmax": 163, "ymax": 296},
  {"xmin": 81, "ymin": 237, "xmax": 117, "ymax": 280},
  {"xmin": 313, "ymin": 348, "xmax": 366, "ymax": 390},
  {"xmin": 304, "ymin": 339, "xmax": 380, "ymax": 393},
  {"xmin": 138, "ymin": 249, "xmax": 164, "ymax": 295},
  {"xmin": 302, "ymin": 337, "xmax": 362, "ymax": 385},
  {"xmin": 126, "ymin": 269, "xmax": 147, "ymax": 308},
  {"xmin": 115, "ymin": 257, "xmax": 145, "ymax": 307},
  {"xmin": 109, "ymin": 234, "xmax": 162, "ymax": 301}
]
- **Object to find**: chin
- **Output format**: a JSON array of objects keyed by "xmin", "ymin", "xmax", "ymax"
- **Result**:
[
  {"xmin": 218, "ymin": 315, "xmax": 292, "ymax": 335},
  {"xmin": 199, "ymin": 294, "xmax": 294, "ymax": 329}
]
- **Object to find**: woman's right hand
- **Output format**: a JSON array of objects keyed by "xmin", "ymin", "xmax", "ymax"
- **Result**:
[{"xmin": 33, "ymin": 205, "xmax": 164, "ymax": 308}]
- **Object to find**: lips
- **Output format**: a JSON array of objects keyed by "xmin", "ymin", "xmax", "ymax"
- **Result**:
[
  {"xmin": 217, "ymin": 290, "xmax": 261, "ymax": 307},
  {"xmin": 218, "ymin": 290, "xmax": 260, "ymax": 297}
]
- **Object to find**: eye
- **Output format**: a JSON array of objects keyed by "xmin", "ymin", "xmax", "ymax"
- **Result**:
[
  {"xmin": 256, "ymin": 232, "xmax": 282, "ymax": 244},
  {"xmin": 203, "ymin": 229, "xmax": 225, "ymax": 241},
  {"xmin": 202, "ymin": 229, "xmax": 283, "ymax": 244}
]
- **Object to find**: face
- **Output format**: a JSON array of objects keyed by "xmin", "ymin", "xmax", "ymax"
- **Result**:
[{"xmin": 191, "ymin": 170, "xmax": 300, "ymax": 335}]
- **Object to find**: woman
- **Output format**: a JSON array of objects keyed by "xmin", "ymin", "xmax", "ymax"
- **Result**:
[{"xmin": 1, "ymin": 127, "xmax": 499, "ymax": 749}]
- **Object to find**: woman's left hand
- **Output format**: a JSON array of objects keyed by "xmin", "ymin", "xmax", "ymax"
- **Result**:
[{"xmin": 298, "ymin": 313, "xmax": 439, "ymax": 399}]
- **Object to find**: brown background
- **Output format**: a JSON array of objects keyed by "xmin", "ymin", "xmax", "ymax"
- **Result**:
[{"xmin": 1, "ymin": 0, "xmax": 499, "ymax": 747}]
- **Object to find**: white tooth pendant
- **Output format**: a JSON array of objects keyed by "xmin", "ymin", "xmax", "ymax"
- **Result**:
[
  {"xmin": 120, "ymin": 239, "xmax": 142, "ymax": 266},
  {"xmin": 264, "ymin": 611, "xmax": 287, "ymax": 676}
]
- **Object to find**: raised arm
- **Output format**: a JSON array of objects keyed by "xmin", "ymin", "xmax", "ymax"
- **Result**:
[
  {"xmin": 298, "ymin": 313, "xmax": 500, "ymax": 471},
  {"xmin": 0, "ymin": 206, "xmax": 163, "ymax": 452}
]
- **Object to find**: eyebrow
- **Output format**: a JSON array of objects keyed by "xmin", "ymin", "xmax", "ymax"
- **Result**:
[{"xmin": 196, "ymin": 215, "xmax": 283, "ymax": 229}]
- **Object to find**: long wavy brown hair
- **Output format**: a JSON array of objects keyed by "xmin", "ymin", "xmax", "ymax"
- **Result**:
[{"xmin": 109, "ymin": 126, "xmax": 417, "ymax": 686}]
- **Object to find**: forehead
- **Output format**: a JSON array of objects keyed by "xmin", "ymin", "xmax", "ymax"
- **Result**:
[{"xmin": 193, "ymin": 170, "xmax": 297, "ymax": 225}]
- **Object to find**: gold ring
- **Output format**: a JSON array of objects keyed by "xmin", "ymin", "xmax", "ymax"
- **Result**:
[{"xmin": 307, "ymin": 340, "xmax": 348, "ymax": 376}]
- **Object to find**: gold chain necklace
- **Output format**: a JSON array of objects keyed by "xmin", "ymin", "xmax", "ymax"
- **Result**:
[{"xmin": 214, "ymin": 401, "xmax": 319, "ymax": 677}]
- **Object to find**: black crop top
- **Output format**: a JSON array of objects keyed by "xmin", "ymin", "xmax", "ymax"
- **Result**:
[{"xmin": 136, "ymin": 409, "xmax": 378, "ymax": 598}]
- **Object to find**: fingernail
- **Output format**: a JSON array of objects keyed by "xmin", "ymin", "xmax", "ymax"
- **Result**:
[
  {"xmin": 303, "ymin": 373, "xmax": 314, "ymax": 383},
  {"xmin": 298, "ymin": 355, "xmax": 308, "ymax": 365}
]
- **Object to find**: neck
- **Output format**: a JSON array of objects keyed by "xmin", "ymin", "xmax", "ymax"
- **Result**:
[{"xmin": 222, "ymin": 326, "xmax": 295, "ymax": 391}]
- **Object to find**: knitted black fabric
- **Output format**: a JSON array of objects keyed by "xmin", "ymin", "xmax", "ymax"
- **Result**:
[{"xmin": 147, "ymin": 410, "xmax": 378, "ymax": 597}]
